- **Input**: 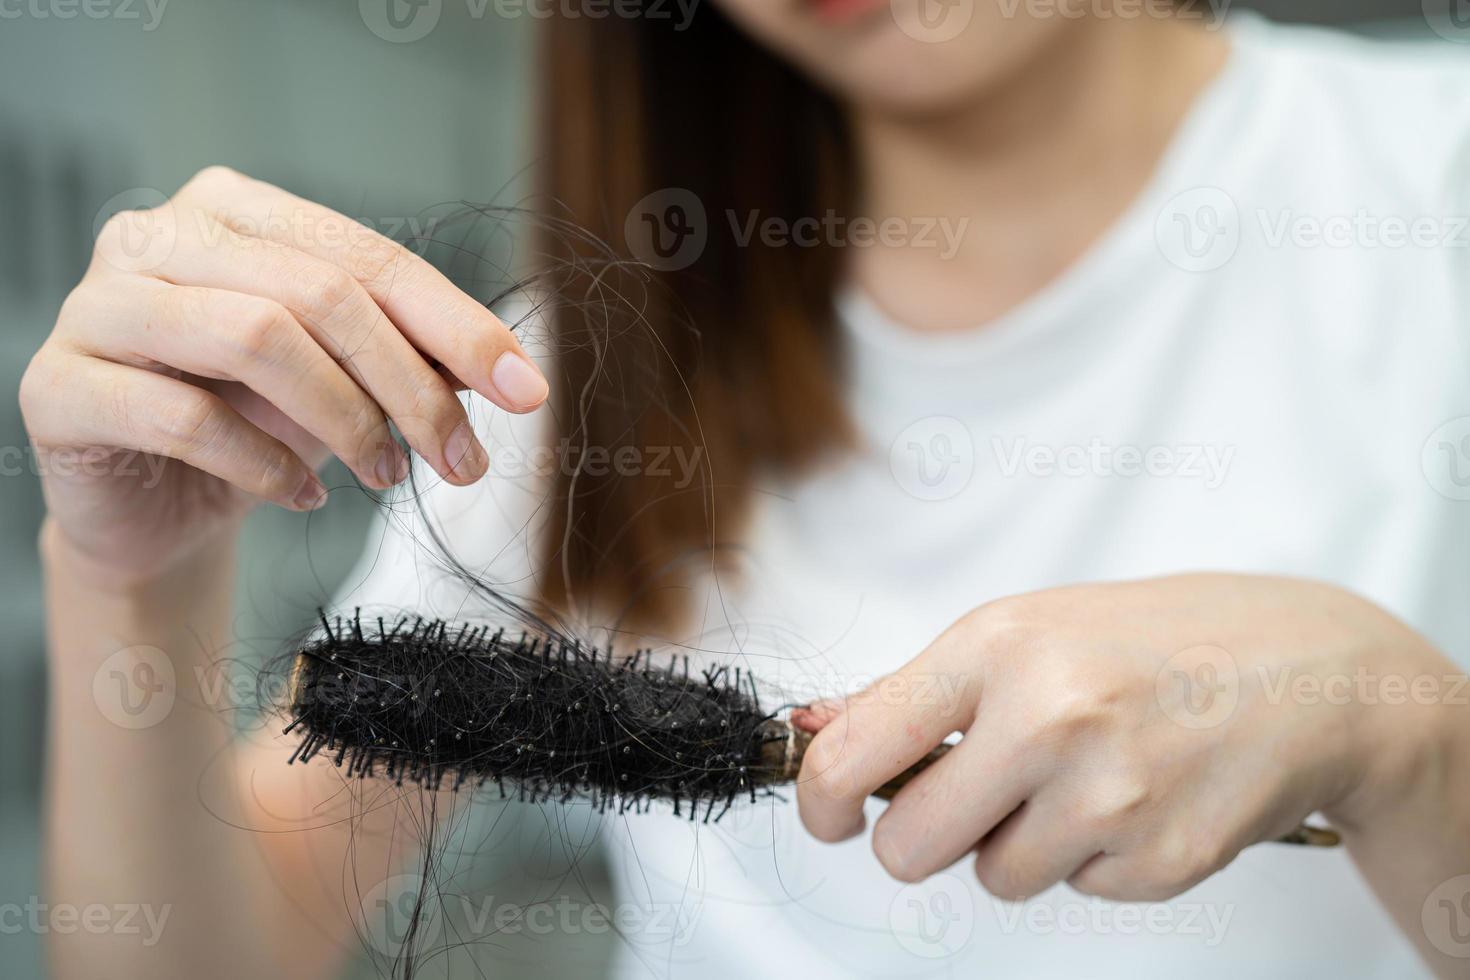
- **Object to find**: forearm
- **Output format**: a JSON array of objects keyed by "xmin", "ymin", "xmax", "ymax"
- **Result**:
[
  {"xmin": 1326, "ymin": 659, "xmax": 1470, "ymax": 979},
  {"xmin": 40, "ymin": 519, "xmax": 348, "ymax": 980}
]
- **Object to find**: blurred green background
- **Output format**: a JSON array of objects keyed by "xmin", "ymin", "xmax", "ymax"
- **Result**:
[{"xmin": 0, "ymin": 1, "xmax": 1451, "ymax": 977}]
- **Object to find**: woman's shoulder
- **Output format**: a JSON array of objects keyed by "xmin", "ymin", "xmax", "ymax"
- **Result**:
[{"xmin": 1234, "ymin": 16, "xmax": 1470, "ymax": 208}]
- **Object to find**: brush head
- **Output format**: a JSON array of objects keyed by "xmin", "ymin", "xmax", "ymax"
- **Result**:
[{"xmin": 283, "ymin": 613, "xmax": 792, "ymax": 820}]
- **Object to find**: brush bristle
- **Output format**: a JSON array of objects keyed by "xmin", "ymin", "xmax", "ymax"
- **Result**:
[{"xmin": 282, "ymin": 612, "xmax": 785, "ymax": 821}]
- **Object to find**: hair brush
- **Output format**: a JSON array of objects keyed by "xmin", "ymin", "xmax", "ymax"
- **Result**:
[{"xmin": 280, "ymin": 613, "xmax": 1339, "ymax": 846}]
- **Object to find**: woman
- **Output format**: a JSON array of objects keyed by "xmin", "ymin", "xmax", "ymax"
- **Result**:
[{"xmin": 22, "ymin": 2, "xmax": 1470, "ymax": 977}]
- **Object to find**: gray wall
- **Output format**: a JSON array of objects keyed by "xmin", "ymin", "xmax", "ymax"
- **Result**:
[{"xmin": 0, "ymin": 2, "xmax": 1451, "ymax": 978}]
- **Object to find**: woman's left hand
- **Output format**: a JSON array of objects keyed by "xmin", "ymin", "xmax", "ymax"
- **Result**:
[{"xmin": 793, "ymin": 573, "xmax": 1459, "ymax": 902}]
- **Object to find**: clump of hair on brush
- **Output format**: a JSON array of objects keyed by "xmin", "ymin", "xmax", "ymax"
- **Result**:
[{"xmin": 282, "ymin": 611, "xmax": 794, "ymax": 822}]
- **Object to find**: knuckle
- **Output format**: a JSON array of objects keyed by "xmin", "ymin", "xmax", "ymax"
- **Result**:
[
  {"xmin": 407, "ymin": 384, "xmax": 467, "ymax": 437},
  {"xmin": 1034, "ymin": 681, "xmax": 1110, "ymax": 743},
  {"xmin": 17, "ymin": 353, "xmax": 57, "ymax": 425},
  {"xmin": 255, "ymin": 449, "xmax": 303, "ymax": 498},
  {"xmin": 346, "ymin": 233, "xmax": 410, "ymax": 289},
  {"xmin": 153, "ymin": 389, "xmax": 220, "ymax": 453},
  {"xmin": 228, "ymin": 298, "xmax": 295, "ymax": 362},
  {"xmin": 95, "ymin": 209, "xmax": 166, "ymax": 259},
  {"xmin": 1086, "ymin": 773, "xmax": 1154, "ymax": 830},
  {"xmin": 183, "ymin": 165, "xmax": 248, "ymax": 196},
  {"xmin": 54, "ymin": 283, "xmax": 99, "ymax": 329},
  {"xmin": 802, "ymin": 735, "xmax": 860, "ymax": 803},
  {"xmin": 967, "ymin": 595, "xmax": 1044, "ymax": 654},
  {"xmin": 973, "ymin": 850, "xmax": 1026, "ymax": 900},
  {"xmin": 1146, "ymin": 832, "xmax": 1224, "ymax": 896},
  {"xmin": 343, "ymin": 399, "xmax": 391, "ymax": 463},
  {"xmin": 292, "ymin": 266, "xmax": 363, "ymax": 326}
]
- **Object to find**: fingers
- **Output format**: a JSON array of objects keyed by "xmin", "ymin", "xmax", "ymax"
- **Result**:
[
  {"xmin": 796, "ymin": 648, "xmax": 977, "ymax": 844},
  {"xmin": 1068, "ymin": 830, "xmax": 1238, "ymax": 902},
  {"xmin": 144, "ymin": 215, "xmax": 486, "ymax": 485},
  {"xmin": 64, "ymin": 277, "xmax": 407, "ymax": 490},
  {"xmin": 870, "ymin": 726, "xmax": 1036, "ymax": 883},
  {"xmin": 33, "ymin": 355, "xmax": 326, "ymax": 511},
  {"xmin": 970, "ymin": 794, "xmax": 1105, "ymax": 900},
  {"xmin": 178, "ymin": 167, "xmax": 549, "ymax": 412}
]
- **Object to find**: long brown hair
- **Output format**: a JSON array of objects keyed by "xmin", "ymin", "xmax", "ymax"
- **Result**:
[{"xmin": 537, "ymin": 10, "xmax": 855, "ymax": 631}]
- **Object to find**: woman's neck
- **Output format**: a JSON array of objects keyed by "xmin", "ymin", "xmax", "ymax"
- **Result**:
[{"xmin": 848, "ymin": 16, "xmax": 1230, "ymax": 332}]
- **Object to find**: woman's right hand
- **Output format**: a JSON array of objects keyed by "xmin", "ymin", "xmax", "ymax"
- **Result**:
[{"xmin": 19, "ymin": 165, "xmax": 549, "ymax": 585}]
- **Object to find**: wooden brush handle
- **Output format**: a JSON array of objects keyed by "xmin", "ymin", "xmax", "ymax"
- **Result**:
[{"xmin": 769, "ymin": 726, "xmax": 1339, "ymax": 848}]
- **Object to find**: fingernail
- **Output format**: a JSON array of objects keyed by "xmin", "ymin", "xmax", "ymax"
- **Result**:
[
  {"xmin": 445, "ymin": 422, "xmax": 488, "ymax": 482},
  {"xmin": 373, "ymin": 441, "xmax": 407, "ymax": 487},
  {"xmin": 491, "ymin": 351, "xmax": 549, "ymax": 411},
  {"xmin": 293, "ymin": 476, "xmax": 328, "ymax": 511}
]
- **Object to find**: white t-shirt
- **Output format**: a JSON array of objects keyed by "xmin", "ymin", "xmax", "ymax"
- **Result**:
[{"xmin": 336, "ymin": 15, "xmax": 1470, "ymax": 979}]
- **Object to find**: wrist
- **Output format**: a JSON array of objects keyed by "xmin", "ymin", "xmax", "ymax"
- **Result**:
[
  {"xmin": 1322, "ymin": 639, "xmax": 1464, "ymax": 834},
  {"xmin": 39, "ymin": 517, "xmax": 239, "ymax": 599}
]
